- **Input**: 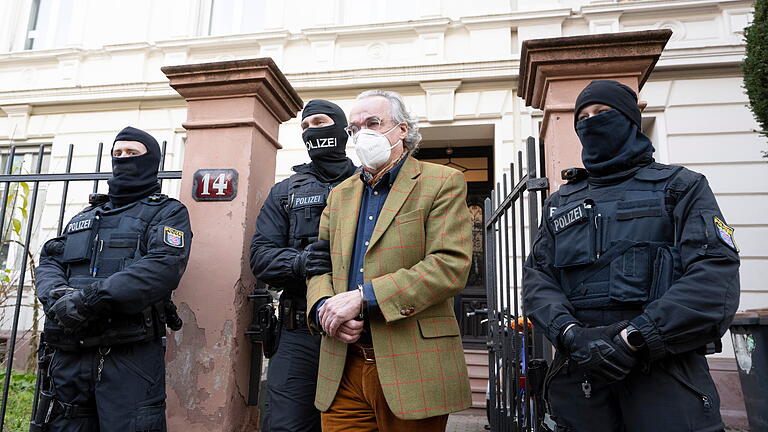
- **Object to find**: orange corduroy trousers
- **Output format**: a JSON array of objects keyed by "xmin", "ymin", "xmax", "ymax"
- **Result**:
[{"xmin": 320, "ymin": 347, "xmax": 450, "ymax": 432}]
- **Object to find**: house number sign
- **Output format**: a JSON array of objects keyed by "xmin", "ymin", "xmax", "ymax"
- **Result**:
[{"xmin": 192, "ymin": 169, "xmax": 238, "ymax": 201}]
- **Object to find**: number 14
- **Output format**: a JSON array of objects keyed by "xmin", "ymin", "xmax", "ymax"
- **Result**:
[{"xmin": 201, "ymin": 173, "xmax": 227, "ymax": 195}]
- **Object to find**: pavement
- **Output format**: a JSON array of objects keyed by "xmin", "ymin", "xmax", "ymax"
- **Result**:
[
  {"xmin": 446, "ymin": 414, "xmax": 489, "ymax": 432},
  {"xmin": 446, "ymin": 416, "xmax": 747, "ymax": 432}
]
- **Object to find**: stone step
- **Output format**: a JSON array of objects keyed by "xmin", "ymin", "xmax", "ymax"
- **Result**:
[
  {"xmin": 471, "ymin": 390, "xmax": 486, "ymax": 406},
  {"xmin": 464, "ymin": 349, "xmax": 489, "ymax": 366},
  {"xmin": 467, "ymin": 364, "xmax": 488, "ymax": 379},
  {"xmin": 464, "ymin": 349, "xmax": 490, "ymax": 411},
  {"xmin": 470, "ymin": 377, "xmax": 487, "ymax": 391}
]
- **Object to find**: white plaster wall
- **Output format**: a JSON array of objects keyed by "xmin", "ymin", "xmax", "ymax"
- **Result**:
[
  {"xmin": 641, "ymin": 75, "xmax": 767, "ymax": 357},
  {"xmin": 643, "ymin": 77, "xmax": 767, "ymax": 286}
]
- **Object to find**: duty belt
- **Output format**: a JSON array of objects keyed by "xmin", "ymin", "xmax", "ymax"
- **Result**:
[{"xmin": 52, "ymin": 399, "xmax": 97, "ymax": 419}]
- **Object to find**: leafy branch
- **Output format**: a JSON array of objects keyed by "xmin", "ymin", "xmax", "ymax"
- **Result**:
[{"xmin": 0, "ymin": 171, "xmax": 41, "ymax": 373}]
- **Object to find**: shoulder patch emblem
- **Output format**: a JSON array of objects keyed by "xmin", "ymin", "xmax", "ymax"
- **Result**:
[
  {"xmin": 713, "ymin": 216, "xmax": 738, "ymax": 252},
  {"xmin": 163, "ymin": 226, "xmax": 184, "ymax": 248}
]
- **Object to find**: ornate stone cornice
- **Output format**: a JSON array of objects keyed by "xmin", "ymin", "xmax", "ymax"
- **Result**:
[
  {"xmin": 519, "ymin": 29, "xmax": 673, "ymax": 109},
  {"xmin": 580, "ymin": 0, "xmax": 752, "ymax": 15},
  {"xmin": 161, "ymin": 58, "xmax": 303, "ymax": 123}
]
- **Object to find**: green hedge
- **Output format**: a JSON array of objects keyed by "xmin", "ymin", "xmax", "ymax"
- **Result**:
[
  {"xmin": 0, "ymin": 372, "xmax": 35, "ymax": 432},
  {"xmin": 744, "ymin": 0, "xmax": 768, "ymax": 138}
]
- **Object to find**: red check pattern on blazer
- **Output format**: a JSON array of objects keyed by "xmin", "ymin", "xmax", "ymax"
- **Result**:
[{"xmin": 307, "ymin": 156, "xmax": 473, "ymax": 420}]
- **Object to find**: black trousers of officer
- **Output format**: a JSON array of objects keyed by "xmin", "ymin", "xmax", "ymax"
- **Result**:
[
  {"xmin": 262, "ymin": 327, "xmax": 322, "ymax": 432},
  {"xmin": 47, "ymin": 340, "xmax": 166, "ymax": 432},
  {"xmin": 547, "ymin": 309, "xmax": 724, "ymax": 432}
]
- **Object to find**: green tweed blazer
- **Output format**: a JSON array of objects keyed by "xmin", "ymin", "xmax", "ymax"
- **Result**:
[{"xmin": 307, "ymin": 156, "xmax": 473, "ymax": 420}]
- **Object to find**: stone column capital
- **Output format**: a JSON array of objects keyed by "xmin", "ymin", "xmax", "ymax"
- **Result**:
[
  {"xmin": 162, "ymin": 58, "xmax": 303, "ymax": 122},
  {"xmin": 519, "ymin": 29, "xmax": 673, "ymax": 109}
]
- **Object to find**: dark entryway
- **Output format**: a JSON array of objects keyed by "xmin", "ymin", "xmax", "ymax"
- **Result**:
[{"xmin": 416, "ymin": 145, "xmax": 493, "ymax": 349}]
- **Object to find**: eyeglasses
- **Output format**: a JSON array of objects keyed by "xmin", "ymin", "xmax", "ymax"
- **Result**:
[{"xmin": 344, "ymin": 116, "xmax": 390, "ymax": 137}]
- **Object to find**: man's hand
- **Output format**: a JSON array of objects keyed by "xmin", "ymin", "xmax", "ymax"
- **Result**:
[
  {"xmin": 294, "ymin": 240, "xmax": 332, "ymax": 278},
  {"xmin": 48, "ymin": 290, "xmax": 91, "ymax": 333},
  {"xmin": 561, "ymin": 321, "xmax": 636, "ymax": 382},
  {"xmin": 333, "ymin": 319, "xmax": 364, "ymax": 344},
  {"xmin": 319, "ymin": 290, "xmax": 362, "ymax": 337}
]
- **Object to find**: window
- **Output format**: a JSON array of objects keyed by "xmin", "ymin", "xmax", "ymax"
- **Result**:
[
  {"xmin": 0, "ymin": 148, "xmax": 50, "ymax": 271},
  {"xmin": 24, "ymin": 0, "xmax": 74, "ymax": 50},
  {"xmin": 209, "ymin": 0, "xmax": 267, "ymax": 36},
  {"xmin": 339, "ymin": 0, "xmax": 411, "ymax": 25}
]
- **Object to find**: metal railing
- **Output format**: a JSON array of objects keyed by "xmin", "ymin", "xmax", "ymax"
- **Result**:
[
  {"xmin": 0, "ymin": 141, "xmax": 181, "ymax": 431},
  {"xmin": 484, "ymin": 136, "xmax": 551, "ymax": 432}
]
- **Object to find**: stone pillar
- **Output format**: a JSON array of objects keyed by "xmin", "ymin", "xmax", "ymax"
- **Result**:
[
  {"xmin": 161, "ymin": 59, "xmax": 303, "ymax": 431},
  {"xmin": 517, "ymin": 29, "xmax": 672, "ymax": 188}
]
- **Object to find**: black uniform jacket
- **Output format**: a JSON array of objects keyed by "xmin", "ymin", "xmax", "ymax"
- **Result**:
[
  {"xmin": 523, "ymin": 164, "xmax": 740, "ymax": 361},
  {"xmin": 36, "ymin": 197, "xmax": 192, "ymax": 317},
  {"xmin": 251, "ymin": 163, "xmax": 357, "ymax": 295}
]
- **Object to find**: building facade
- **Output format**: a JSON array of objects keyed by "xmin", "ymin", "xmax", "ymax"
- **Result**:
[{"xmin": 0, "ymin": 0, "xmax": 763, "ymax": 412}]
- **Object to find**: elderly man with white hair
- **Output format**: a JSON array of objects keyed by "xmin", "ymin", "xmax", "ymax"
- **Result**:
[{"xmin": 307, "ymin": 90, "xmax": 473, "ymax": 431}]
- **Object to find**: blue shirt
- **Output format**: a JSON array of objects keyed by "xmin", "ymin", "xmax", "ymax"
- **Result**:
[
  {"xmin": 349, "ymin": 158, "xmax": 406, "ymax": 309},
  {"xmin": 315, "ymin": 158, "xmax": 406, "ymax": 329}
]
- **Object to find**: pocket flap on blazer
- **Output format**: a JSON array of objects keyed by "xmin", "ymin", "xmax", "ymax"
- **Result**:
[
  {"xmin": 418, "ymin": 317, "xmax": 460, "ymax": 338},
  {"xmin": 395, "ymin": 209, "xmax": 423, "ymax": 225}
]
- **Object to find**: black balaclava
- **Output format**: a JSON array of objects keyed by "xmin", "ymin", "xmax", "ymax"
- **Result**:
[
  {"xmin": 574, "ymin": 80, "xmax": 654, "ymax": 177},
  {"xmin": 301, "ymin": 99, "xmax": 355, "ymax": 182},
  {"xmin": 107, "ymin": 126, "xmax": 161, "ymax": 207}
]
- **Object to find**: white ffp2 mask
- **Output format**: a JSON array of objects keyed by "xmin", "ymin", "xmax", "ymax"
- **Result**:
[{"xmin": 353, "ymin": 124, "xmax": 401, "ymax": 171}]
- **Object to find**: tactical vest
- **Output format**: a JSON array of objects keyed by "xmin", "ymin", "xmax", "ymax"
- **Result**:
[
  {"xmin": 45, "ymin": 194, "xmax": 175, "ymax": 350},
  {"xmin": 285, "ymin": 172, "xmax": 335, "ymax": 250},
  {"xmin": 546, "ymin": 163, "xmax": 689, "ymax": 310}
]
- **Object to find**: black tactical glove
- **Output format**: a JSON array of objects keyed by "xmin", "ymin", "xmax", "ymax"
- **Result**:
[
  {"xmin": 48, "ymin": 290, "xmax": 92, "ymax": 333},
  {"xmin": 49, "ymin": 287, "xmax": 76, "ymax": 302},
  {"xmin": 293, "ymin": 240, "xmax": 331, "ymax": 279},
  {"xmin": 43, "ymin": 286, "xmax": 76, "ymax": 315},
  {"xmin": 561, "ymin": 321, "xmax": 636, "ymax": 382}
]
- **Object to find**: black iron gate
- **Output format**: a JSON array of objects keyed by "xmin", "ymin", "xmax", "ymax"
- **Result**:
[
  {"xmin": 483, "ymin": 136, "xmax": 551, "ymax": 432},
  {"xmin": 0, "ymin": 142, "xmax": 180, "ymax": 432}
]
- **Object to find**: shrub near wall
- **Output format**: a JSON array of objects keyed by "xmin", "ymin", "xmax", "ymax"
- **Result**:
[
  {"xmin": 0, "ymin": 372, "xmax": 35, "ymax": 432},
  {"xmin": 744, "ymin": 0, "xmax": 768, "ymax": 139}
]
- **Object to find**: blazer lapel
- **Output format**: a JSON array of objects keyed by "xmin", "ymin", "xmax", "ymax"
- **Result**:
[
  {"xmin": 367, "ymin": 156, "xmax": 421, "ymax": 250},
  {"xmin": 336, "ymin": 179, "xmax": 363, "ymax": 293}
]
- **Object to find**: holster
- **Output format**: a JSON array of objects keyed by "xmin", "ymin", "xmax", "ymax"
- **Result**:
[
  {"xmin": 247, "ymin": 287, "xmax": 279, "ymax": 358},
  {"xmin": 528, "ymin": 359, "xmax": 549, "ymax": 426},
  {"xmin": 29, "ymin": 390, "xmax": 53, "ymax": 431},
  {"xmin": 30, "ymin": 342, "xmax": 53, "ymax": 431},
  {"xmin": 162, "ymin": 300, "xmax": 183, "ymax": 331},
  {"xmin": 245, "ymin": 283, "xmax": 279, "ymax": 406},
  {"xmin": 264, "ymin": 313, "xmax": 280, "ymax": 359}
]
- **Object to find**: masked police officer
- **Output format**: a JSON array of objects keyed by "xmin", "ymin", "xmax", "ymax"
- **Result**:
[
  {"xmin": 250, "ymin": 99, "xmax": 356, "ymax": 432},
  {"xmin": 34, "ymin": 126, "xmax": 192, "ymax": 431},
  {"xmin": 523, "ymin": 80, "xmax": 740, "ymax": 432}
]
